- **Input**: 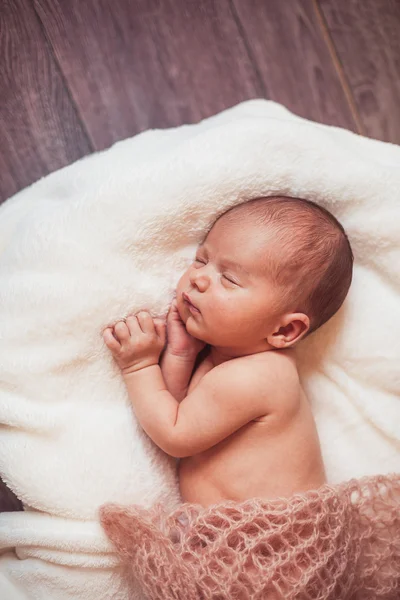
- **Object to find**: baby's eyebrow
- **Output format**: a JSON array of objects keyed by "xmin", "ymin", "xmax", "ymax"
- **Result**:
[
  {"xmin": 198, "ymin": 244, "xmax": 251, "ymax": 276},
  {"xmin": 221, "ymin": 260, "xmax": 251, "ymax": 276}
]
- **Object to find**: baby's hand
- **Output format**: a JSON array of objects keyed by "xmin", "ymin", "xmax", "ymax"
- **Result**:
[
  {"xmin": 166, "ymin": 299, "xmax": 205, "ymax": 359},
  {"xmin": 103, "ymin": 311, "xmax": 166, "ymax": 375}
]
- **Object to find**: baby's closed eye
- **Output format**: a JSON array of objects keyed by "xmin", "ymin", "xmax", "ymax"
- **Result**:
[{"xmin": 194, "ymin": 257, "xmax": 239, "ymax": 286}]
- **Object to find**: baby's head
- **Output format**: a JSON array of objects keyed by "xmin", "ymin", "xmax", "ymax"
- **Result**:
[{"xmin": 176, "ymin": 196, "xmax": 353, "ymax": 354}]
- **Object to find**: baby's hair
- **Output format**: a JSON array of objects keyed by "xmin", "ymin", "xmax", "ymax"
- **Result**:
[{"xmin": 221, "ymin": 196, "xmax": 353, "ymax": 336}]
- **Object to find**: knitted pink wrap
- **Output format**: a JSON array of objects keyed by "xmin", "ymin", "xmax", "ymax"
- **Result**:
[{"xmin": 100, "ymin": 474, "xmax": 400, "ymax": 600}]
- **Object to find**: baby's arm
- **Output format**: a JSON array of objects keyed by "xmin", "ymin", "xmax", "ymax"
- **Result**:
[
  {"xmin": 165, "ymin": 360, "xmax": 277, "ymax": 457},
  {"xmin": 122, "ymin": 358, "xmax": 272, "ymax": 458},
  {"xmin": 103, "ymin": 310, "xmax": 295, "ymax": 459},
  {"xmin": 160, "ymin": 352, "xmax": 197, "ymax": 403},
  {"xmin": 129, "ymin": 350, "xmax": 297, "ymax": 458},
  {"xmin": 160, "ymin": 299, "xmax": 205, "ymax": 402}
]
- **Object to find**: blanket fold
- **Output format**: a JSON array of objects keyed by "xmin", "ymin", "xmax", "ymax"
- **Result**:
[{"xmin": 100, "ymin": 474, "xmax": 400, "ymax": 600}]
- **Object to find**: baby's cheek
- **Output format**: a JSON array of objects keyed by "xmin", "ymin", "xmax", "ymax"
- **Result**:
[
  {"xmin": 175, "ymin": 271, "xmax": 189, "ymax": 294},
  {"xmin": 213, "ymin": 295, "xmax": 237, "ymax": 320}
]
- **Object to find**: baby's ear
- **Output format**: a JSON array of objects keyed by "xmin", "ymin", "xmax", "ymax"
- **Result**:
[{"xmin": 268, "ymin": 313, "xmax": 310, "ymax": 348}]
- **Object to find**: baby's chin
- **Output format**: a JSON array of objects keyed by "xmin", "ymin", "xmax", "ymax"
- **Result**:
[
  {"xmin": 184, "ymin": 314, "xmax": 211, "ymax": 342},
  {"xmin": 186, "ymin": 319, "xmax": 264, "ymax": 354},
  {"xmin": 186, "ymin": 317, "xmax": 232, "ymax": 348},
  {"xmin": 183, "ymin": 305, "xmax": 241, "ymax": 347},
  {"xmin": 185, "ymin": 315, "xmax": 204, "ymax": 334}
]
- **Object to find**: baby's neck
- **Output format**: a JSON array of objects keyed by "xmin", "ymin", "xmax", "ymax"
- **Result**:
[{"xmin": 209, "ymin": 343, "xmax": 274, "ymax": 367}]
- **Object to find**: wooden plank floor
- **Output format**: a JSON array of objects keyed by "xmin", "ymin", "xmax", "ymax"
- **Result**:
[
  {"xmin": 319, "ymin": 0, "xmax": 400, "ymax": 143},
  {"xmin": 0, "ymin": 0, "xmax": 92, "ymax": 202},
  {"xmin": 1, "ymin": 0, "xmax": 399, "ymax": 206},
  {"xmin": 0, "ymin": 0, "xmax": 399, "ymax": 510}
]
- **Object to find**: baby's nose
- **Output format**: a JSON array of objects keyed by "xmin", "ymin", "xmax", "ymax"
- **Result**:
[{"xmin": 190, "ymin": 272, "xmax": 209, "ymax": 291}]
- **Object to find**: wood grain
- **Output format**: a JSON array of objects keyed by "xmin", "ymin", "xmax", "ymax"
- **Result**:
[
  {"xmin": 231, "ymin": 0, "xmax": 358, "ymax": 131},
  {"xmin": 319, "ymin": 0, "xmax": 400, "ymax": 143},
  {"xmin": 0, "ymin": 0, "xmax": 92, "ymax": 204},
  {"xmin": 34, "ymin": 0, "xmax": 263, "ymax": 150}
]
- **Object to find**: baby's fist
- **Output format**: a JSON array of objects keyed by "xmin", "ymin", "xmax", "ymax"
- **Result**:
[
  {"xmin": 166, "ymin": 299, "xmax": 205, "ymax": 358},
  {"xmin": 103, "ymin": 311, "xmax": 166, "ymax": 375}
]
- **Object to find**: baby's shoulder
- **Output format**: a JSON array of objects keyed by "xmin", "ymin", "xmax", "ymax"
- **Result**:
[
  {"xmin": 200, "ymin": 350, "xmax": 301, "ymax": 419},
  {"xmin": 220, "ymin": 349, "xmax": 300, "ymax": 397},
  {"xmin": 234, "ymin": 348, "xmax": 298, "ymax": 377},
  {"xmin": 250, "ymin": 350, "xmax": 301, "ymax": 416}
]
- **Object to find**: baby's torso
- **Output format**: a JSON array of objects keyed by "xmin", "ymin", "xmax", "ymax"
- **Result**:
[{"xmin": 178, "ymin": 350, "xmax": 326, "ymax": 507}]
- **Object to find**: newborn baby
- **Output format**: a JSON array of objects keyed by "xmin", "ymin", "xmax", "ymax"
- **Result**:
[{"xmin": 103, "ymin": 196, "xmax": 353, "ymax": 508}]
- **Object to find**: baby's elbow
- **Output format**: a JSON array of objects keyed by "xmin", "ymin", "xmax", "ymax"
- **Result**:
[
  {"xmin": 164, "ymin": 431, "xmax": 193, "ymax": 459},
  {"xmin": 168, "ymin": 448, "xmax": 190, "ymax": 459},
  {"xmin": 165, "ymin": 442, "xmax": 191, "ymax": 459}
]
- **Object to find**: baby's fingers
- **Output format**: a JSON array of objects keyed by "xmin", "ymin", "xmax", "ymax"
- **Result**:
[
  {"xmin": 167, "ymin": 299, "xmax": 182, "ymax": 323},
  {"xmin": 114, "ymin": 321, "xmax": 130, "ymax": 343},
  {"xmin": 154, "ymin": 319, "xmax": 166, "ymax": 347},
  {"xmin": 135, "ymin": 311, "xmax": 155, "ymax": 335},
  {"xmin": 103, "ymin": 327, "xmax": 121, "ymax": 352}
]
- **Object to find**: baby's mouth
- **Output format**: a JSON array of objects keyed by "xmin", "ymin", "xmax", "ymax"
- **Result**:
[{"xmin": 182, "ymin": 292, "xmax": 201, "ymax": 313}]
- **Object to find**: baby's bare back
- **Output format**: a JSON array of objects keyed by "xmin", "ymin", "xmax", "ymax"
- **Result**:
[{"xmin": 179, "ymin": 351, "xmax": 326, "ymax": 507}]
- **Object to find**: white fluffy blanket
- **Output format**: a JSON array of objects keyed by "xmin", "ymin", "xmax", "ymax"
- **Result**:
[{"xmin": 0, "ymin": 100, "xmax": 399, "ymax": 600}]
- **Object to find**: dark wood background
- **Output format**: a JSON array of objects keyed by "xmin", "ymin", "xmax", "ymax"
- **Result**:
[{"xmin": 0, "ymin": 0, "xmax": 399, "ymax": 509}]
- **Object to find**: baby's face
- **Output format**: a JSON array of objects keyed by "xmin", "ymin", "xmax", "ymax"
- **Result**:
[{"xmin": 176, "ymin": 216, "xmax": 285, "ymax": 352}]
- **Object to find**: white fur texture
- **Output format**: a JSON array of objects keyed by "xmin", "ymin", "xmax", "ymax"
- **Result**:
[{"xmin": 0, "ymin": 99, "xmax": 399, "ymax": 599}]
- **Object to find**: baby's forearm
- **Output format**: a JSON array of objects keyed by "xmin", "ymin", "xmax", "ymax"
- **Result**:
[
  {"xmin": 123, "ymin": 364, "xmax": 179, "ymax": 455},
  {"xmin": 160, "ymin": 350, "xmax": 196, "ymax": 402}
]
